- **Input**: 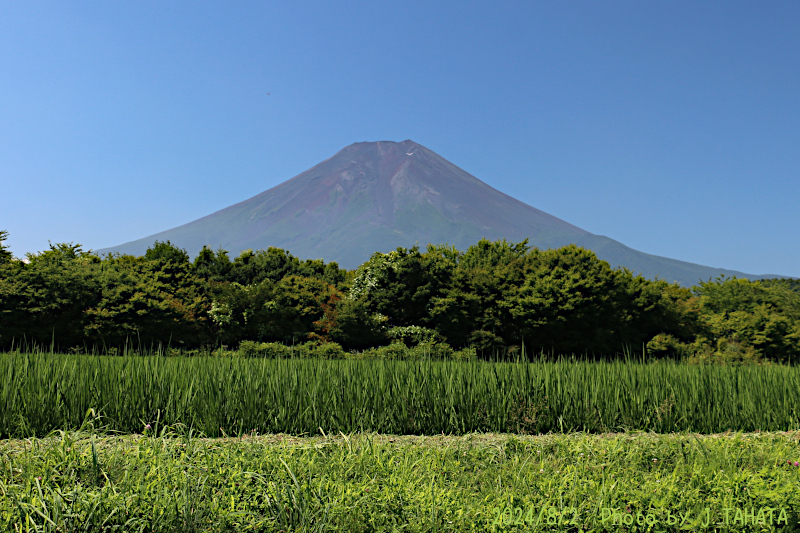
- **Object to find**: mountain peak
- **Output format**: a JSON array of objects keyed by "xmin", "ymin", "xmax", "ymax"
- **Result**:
[
  {"xmin": 342, "ymin": 139, "xmax": 424, "ymax": 158},
  {"xmin": 97, "ymin": 141, "xmax": 784, "ymax": 285}
]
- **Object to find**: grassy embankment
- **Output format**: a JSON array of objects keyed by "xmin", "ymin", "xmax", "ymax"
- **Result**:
[{"xmin": 3, "ymin": 429, "xmax": 800, "ymax": 532}]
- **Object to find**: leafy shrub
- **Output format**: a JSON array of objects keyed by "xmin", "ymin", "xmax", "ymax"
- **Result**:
[
  {"xmin": 387, "ymin": 326, "xmax": 443, "ymax": 346},
  {"xmin": 290, "ymin": 340, "xmax": 345, "ymax": 359},
  {"xmin": 238, "ymin": 340, "xmax": 293, "ymax": 358},
  {"xmin": 310, "ymin": 342, "xmax": 346, "ymax": 359},
  {"xmin": 646, "ymin": 333, "xmax": 686, "ymax": 358},
  {"xmin": 405, "ymin": 341, "xmax": 457, "ymax": 360},
  {"xmin": 238, "ymin": 340, "xmax": 261, "ymax": 357},
  {"xmin": 166, "ymin": 347, "xmax": 207, "ymax": 357},
  {"xmin": 683, "ymin": 337, "xmax": 764, "ymax": 366},
  {"xmin": 405, "ymin": 341, "xmax": 442, "ymax": 360},
  {"xmin": 289, "ymin": 341, "xmax": 317, "ymax": 358},
  {"xmin": 359, "ymin": 342, "xmax": 408, "ymax": 360},
  {"xmin": 262, "ymin": 342, "xmax": 293, "ymax": 358},
  {"xmin": 348, "ymin": 341, "xmax": 476, "ymax": 361},
  {"xmin": 451, "ymin": 346, "xmax": 477, "ymax": 361}
]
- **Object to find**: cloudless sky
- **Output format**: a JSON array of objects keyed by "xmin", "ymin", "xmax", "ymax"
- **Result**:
[{"xmin": 2, "ymin": 1, "xmax": 798, "ymax": 276}]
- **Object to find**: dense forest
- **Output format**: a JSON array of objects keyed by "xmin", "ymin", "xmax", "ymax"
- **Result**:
[{"xmin": 1, "ymin": 230, "xmax": 798, "ymax": 363}]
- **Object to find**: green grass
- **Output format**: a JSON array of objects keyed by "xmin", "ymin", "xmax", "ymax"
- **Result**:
[
  {"xmin": 2, "ymin": 429, "xmax": 799, "ymax": 532},
  {"xmin": 2, "ymin": 351, "xmax": 800, "ymax": 438},
  {"xmin": 2, "ymin": 351, "xmax": 800, "ymax": 530}
]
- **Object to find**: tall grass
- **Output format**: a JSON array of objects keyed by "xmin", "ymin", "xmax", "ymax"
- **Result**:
[
  {"xmin": 1, "ymin": 350, "xmax": 799, "ymax": 438},
  {"xmin": 4, "ymin": 430, "xmax": 800, "ymax": 532}
]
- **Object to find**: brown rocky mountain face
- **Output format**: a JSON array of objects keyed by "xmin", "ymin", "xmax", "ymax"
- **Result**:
[{"xmin": 99, "ymin": 140, "xmax": 784, "ymax": 286}]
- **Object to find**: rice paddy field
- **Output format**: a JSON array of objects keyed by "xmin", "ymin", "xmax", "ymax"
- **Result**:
[{"xmin": 2, "ymin": 351, "xmax": 800, "ymax": 531}]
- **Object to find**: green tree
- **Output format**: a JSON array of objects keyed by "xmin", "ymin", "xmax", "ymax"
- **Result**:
[
  {"xmin": 208, "ymin": 274, "xmax": 337, "ymax": 344},
  {"xmin": 350, "ymin": 246, "xmax": 450, "ymax": 329},
  {"xmin": 297, "ymin": 258, "xmax": 347, "ymax": 287},
  {"xmin": 193, "ymin": 245, "xmax": 232, "ymax": 282},
  {"xmin": 506, "ymin": 245, "xmax": 621, "ymax": 355},
  {"xmin": 0, "ymin": 230, "xmax": 12, "ymax": 264},
  {"xmin": 270, "ymin": 275, "xmax": 338, "ymax": 342},
  {"xmin": 83, "ymin": 254, "xmax": 210, "ymax": 349},
  {"xmin": 208, "ymin": 279, "xmax": 276, "ymax": 344},
  {"xmin": 428, "ymin": 239, "xmax": 530, "ymax": 350},
  {"xmin": 0, "ymin": 242, "xmax": 101, "ymax": 349},
  {"xmin": 144, "ymin": 240, "xmax": 190, "ymax": 269},
  {"xmin": 613, "ymin": 270, "xmax": 699, "ymax": 356},
  {"xmin": 326, "ymin": 296, "xmax": 388, "ymax": 350},
  {"xmin": 760, "ymin": 277, "xmax": 800, "ymax": 294},
  {"xmin": 227, "ymin": 247, "xmax": 346, "ymax": 287},
  {"xmin": 692, "ymin": 277, "xmax": 800, "ymax": 363}
]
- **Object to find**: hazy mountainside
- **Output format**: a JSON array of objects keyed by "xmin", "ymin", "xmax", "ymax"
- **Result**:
[{"xmin": 99, "ymin": 140, "xmax": 786, "ymax": 286}]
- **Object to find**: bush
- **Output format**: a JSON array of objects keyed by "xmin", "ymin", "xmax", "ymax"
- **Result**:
[
  {"xmin": 347, "ymin": 341, "xmax": 476, "ymax": 361},
  {"xmin": 238, "ymin": 340, "xmax": 293, "ymax": 358},
  {"xmin": 310, "ymin": 342, "xmax": 346, "ymax": 359},
  {"xmin": 358, "ymin": 342, "xmax": 408, "ymax": 360},
  {"xmin": 646, "ymin": 333, "xmax": 686, "ymax": 358},
  {"xmin": 683, "ymin": 337, "xmax": 765, "ymax": 366},
  {"xmin": 405, "ymin": 341, "xmax": 440, "ymax": 360},
  {"xmin": 238, "ymin": 340, "xmax": 261, "ymax": 357},
  {"xmin": 262, "ymin": 342, "xmax": 293, "ymax": 358},
  {"xmin": 386, "ymin": 326, "xmax": 444, "ymax": 346},
  {"xmin": 451, "ymin": 346, "xmax": 477, "ymax": 361},
  {"xmin": 406, "ymin": 341, "xmax": 456, "ymax": 360},
  {"xmin": 290, "ymin": 341, "xmax": 345, "ymax": 359}
]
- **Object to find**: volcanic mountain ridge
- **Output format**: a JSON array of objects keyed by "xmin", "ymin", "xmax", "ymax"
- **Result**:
[{"xmin": 98, "ymin": 140, "xmax": 784, "ymax": 286}]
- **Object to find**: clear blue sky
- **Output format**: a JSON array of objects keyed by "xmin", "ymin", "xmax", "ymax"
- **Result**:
[{"xmin": 2, "ymin": 1, "xmax": 798, "ymax": 277}]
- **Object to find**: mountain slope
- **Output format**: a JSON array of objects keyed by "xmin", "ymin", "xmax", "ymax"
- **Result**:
[{"xmin": 98, "ymin": 140, "xmax": 786, "ymax": 286}]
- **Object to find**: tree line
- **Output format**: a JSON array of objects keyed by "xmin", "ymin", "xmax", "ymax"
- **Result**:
[{"xmin": 1, "ymin": 230, "xmax": 798, "ymax": 362}]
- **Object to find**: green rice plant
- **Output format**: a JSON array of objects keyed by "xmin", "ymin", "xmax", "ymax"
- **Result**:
[{"xmin": 1, "ymin": 350, "xmax": 799, "ymax": 438}]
